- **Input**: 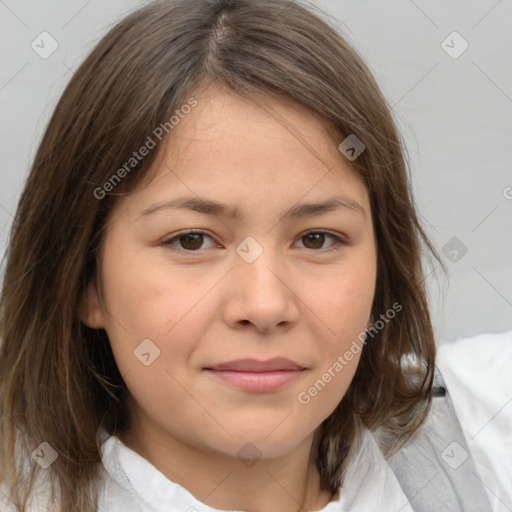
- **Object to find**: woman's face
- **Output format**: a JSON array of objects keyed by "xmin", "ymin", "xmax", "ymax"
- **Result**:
[{"xmin": 81, "ymin": 84, "xmax": 377, "ymax": 460}]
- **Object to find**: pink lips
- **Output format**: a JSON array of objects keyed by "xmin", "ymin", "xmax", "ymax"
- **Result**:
[{"xmin": 204, "ymin": 358, "xmax": 306, "ymax": 392}]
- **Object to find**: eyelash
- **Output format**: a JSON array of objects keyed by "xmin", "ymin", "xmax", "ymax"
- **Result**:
[{"xmin": 161, "ymin": 229, "xmax": 347, "ymax": 254}]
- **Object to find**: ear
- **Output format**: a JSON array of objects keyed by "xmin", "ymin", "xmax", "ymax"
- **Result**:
[{"xmin": 79, "ymin": 279, "xmax": 106, "ymax": 329}]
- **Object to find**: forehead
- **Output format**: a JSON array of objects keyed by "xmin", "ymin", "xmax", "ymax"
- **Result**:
[
  {"xmin": 115, "ymin": 84, "xmax": 371, "ymax": 222},
  {"xmin": 169, "ymin": 84, "xmax": 341, "ymax": 165}
]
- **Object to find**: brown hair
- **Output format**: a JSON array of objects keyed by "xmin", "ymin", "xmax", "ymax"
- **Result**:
[{"xmin": 0, "ymin": 0, "xmax": 445, "ymax": 510}]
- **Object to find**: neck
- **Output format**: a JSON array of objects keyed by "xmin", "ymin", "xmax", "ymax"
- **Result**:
[{"xmin": 119, "ymin": 411, "xmax": 335, "ymax": 512}]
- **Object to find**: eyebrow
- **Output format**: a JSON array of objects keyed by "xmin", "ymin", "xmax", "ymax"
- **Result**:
[{"xmin": 139, "ymin": 195, "xmax": 366, "ymax": 220}]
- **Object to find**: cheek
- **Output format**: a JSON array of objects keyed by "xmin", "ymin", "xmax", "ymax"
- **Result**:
[
  {"xmin": 100, "ymin": 241, "xmax": 219, "ymax": 338},
  {"xmin": 307, "ymin": 258, "xmax": 375, "ymax": 344},
  {"xmin": 299, "ymin": 256, "xmax": 375, "ymax": 403},
  {"xmin": 97, "ymin": 248, "xmax": 204, "ymax": 379},
  {"xmin": 295, "ymin": 341, "xmax": 361, "ymax": 434}
]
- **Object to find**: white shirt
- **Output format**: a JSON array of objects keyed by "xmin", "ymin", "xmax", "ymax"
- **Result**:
[
  {"xmin": 435, "ymin": 330, "xmax": 512, "ymax": 512},
  {"xmin": 2, "ymin": 330, "xmax": 511, "ymax": 511},
  {"xmin": 98, "ymin": 422, "xmax": 414, "ymax": 512}
]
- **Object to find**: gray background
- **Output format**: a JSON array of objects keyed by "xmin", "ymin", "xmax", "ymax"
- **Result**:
[{"xmin": 1, "ymin": 0, "xmax": 511, "ymax": 344}]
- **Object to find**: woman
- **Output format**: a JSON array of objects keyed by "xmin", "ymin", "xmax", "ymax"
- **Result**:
[{"xmin": 1, "ymin": 1, "xmax": 509, "ymax": 511}]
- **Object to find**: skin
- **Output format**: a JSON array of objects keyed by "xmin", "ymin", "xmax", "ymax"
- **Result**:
[{"xmin": 80, "ymin": 83, "xmax": 377, "ymax": 512}]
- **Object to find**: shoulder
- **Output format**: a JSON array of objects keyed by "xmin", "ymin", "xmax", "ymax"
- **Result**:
[
  {"xmin": 436, "ymin": 331, "xmax": 512, "ymax": 420},
  {"xmin": 0, "ymin": 482, "xmax": 17, "ymax": 512},
  {"xmin": 0, "ymin": 481, "xmax": 54, "ymax": 512},
  {"xmin": 0, "ymin": 460, "xmax": 56, "ymax": 512},
  {"xmin": 437, "ymin": 329, "xmax": 512, "ymax": 374},
  {"xmin": 436, "ymin": 330, "xmax": 512, "ymax": 509}
]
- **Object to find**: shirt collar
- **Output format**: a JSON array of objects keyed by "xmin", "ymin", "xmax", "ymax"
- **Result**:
[{"xmin": 99, "ymin": 427, "xmax": 413, "ymax": 512}]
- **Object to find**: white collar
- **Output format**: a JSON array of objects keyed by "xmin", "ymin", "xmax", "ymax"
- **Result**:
[{"xmin": 99, "ymin": 427, "xmax": 413, "ymax": 512}]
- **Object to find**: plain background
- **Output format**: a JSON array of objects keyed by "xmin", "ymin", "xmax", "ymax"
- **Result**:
[{"xmin": 0, "ymin": 0, "xmax": 511, "ymax": 344}]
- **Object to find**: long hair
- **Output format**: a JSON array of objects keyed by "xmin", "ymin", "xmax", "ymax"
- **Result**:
[{"xmin": 0, "ymin": 0, "xmax": 445, "ymax": 510}]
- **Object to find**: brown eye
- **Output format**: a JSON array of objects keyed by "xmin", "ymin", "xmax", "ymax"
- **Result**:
[
  {"xmin": 297, "ymin": 231, "xmax": 345, "ymax": 251},
  {"xmin": 163, "ymin": 230, "xmax": 218, "ymax": 252},
  {"xmin": 302, "ymin": 232, "xmax": 325, "ymax": 249},
  {"xmin": 179, "ymin": 233, "xmax": 204, "ymax": 251}
]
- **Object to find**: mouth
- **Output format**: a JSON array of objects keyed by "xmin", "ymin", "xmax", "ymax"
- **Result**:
[{"xmin": 203, "ymin": 358, "xmax": 307, "ymax": 392}]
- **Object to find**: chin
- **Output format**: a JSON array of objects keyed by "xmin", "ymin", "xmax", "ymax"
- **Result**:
[{"xmin": 217, "ymin": 423, "xmax": 309, "ymax": 459}]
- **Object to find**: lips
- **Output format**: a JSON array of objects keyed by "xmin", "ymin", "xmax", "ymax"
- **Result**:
[
  {"xmin": 204, "ymin": 357, "xmax": 305, "ymax": 372},
  {"xmin": 203, "ymin": 358, "xmax": 307, "ymax": 392}
]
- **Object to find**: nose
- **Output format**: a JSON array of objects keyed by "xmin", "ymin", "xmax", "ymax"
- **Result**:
[{"xmin": 222, "ymin": 243, "xmax": 300, "ymax": 334}]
